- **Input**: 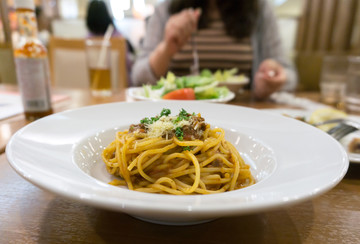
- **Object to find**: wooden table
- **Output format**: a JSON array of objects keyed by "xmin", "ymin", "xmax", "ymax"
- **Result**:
[{"xmin": 1, "ymin": 86, "xmax": 360, "ymax": 243}]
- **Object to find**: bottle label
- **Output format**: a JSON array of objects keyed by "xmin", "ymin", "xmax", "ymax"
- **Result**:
[
  {"xmin": 15, "ymin": 57, "xmax": 52, "ymax": 112},
  {"xmin": 17, "ymin": 9, "xmax": 38, "ymax": 38}
]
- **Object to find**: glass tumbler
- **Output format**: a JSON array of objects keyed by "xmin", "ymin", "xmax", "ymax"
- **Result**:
[
  {"xmin": 85, "ymin": 39, "xmax": 112, "ymax": 97},
  {"xmin": 319, "ymin": 55, "xmax": 348, "ymax": 109},
  {"xmin": 345, "ymin": 56, "xmax": 360, "ymax": 113}
]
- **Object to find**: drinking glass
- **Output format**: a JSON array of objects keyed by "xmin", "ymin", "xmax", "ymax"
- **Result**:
[
  {"xmin": 85, "ymin": 39, "xmax": 112, "ymax": 97},
  {"xmin": 345, "ymin": 56, "xmax": 360, "ymax": 113},
  {"xmin": 319, "ymin": 55, "xmax": 348, "ymax": 109}
]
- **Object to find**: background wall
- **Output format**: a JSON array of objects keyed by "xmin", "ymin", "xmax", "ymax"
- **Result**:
[
  {"xmin": 9, "ymin": 0, "xmax": 355, "ymax": 92},
  {"xmin": 49, "ymin": 0, "xmax": 303, "ymax": 55}
]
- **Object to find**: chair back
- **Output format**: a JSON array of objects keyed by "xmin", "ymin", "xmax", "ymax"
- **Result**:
[
  {"xmin": 294, "ymin": 0, "xmax": 360, "ymax": 91},
  {"xmin": 48, "ymin": 36, "xmax": 128, "ymax": 91}
]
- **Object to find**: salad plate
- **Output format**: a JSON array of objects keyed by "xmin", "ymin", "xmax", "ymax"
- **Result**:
[
  {"xmin": 6, "ymin": 101, "xmax": 348, "ymax": 225},
  {"xmin": 127, "ymin": 87, "xmax": 235, "ymax": 103},
  {"xmin": 263, "ymin": 108, "xmax": 360, "ymax": 163},
  {"xmin": 129, "ymin": 70, "xmax": 247, "ymax": 102}
]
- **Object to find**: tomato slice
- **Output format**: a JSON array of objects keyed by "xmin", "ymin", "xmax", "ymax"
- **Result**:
[{"xmin": 162, "ymin": 88, "xmax": 196, "ymax": 100}]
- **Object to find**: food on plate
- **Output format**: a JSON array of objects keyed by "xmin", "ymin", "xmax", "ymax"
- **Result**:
[
  {"xmin": 102, "ymin": 108, "xmax": 254, "ymax": 194},
  {"xmin": 283, "ymin": 107, "xmax": 348, "ymax": 131},
  {"xmin": 284, "ymin": 107, "xmax": 360, "ymax": 157},
  {"xmin": 282, "ymin": 107, "xmax": 350, "ymax": 132},
  {"xmin": 142, "ymin": 69, "xmax": 246, "ymax": 100},
  {"xmin": 308, "ymin": 107, "xmax": 348, "ymax": 131},
  {"xmin": 162, "ymin": 88, "xmax": 195, "ymax": 100},
  {"xmin": 348, "ymin": 138, "xmax": 360, "ymax": 153},
  {"xmin": 282, "ymin": 113, "xmax": 306, "ymax": 122},
  {"xmin": 202, "ymin": 68, "xmax": 249, "ymax": 93},
  {"xmin": 202, "ymin": 68, "xmax": 248, "ymax": 84}
]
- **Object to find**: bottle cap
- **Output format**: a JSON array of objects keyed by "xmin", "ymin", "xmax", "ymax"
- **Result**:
[{"xmin": 14, "ymin": 0, "xmax": 35, "ymax": 10}]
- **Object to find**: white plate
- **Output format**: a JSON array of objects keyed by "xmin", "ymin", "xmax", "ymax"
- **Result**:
[
  {"xmin": 263, "ymin": 108, "xmax": 360, "ymax": 163},
  {"xmin": 218, "ymin": 76, "xmax": 249, "ymax": 93},
  {"xmin": 127, "ymin": 87, "xmax": 235, "ymax": 103},
  {"xmin": 6, "ymin": 102, "xmax": 348, "ymax": 225}
]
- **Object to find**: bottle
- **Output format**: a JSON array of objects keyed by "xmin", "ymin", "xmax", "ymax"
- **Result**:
[{"xmin": 13, "ymin": 0, "xmax": 53, "ymax": 121}]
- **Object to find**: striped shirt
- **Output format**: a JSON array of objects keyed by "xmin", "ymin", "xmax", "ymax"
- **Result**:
[{"xmin": 169, "ymin": 19, "xmax": 253, "ymax": 78}]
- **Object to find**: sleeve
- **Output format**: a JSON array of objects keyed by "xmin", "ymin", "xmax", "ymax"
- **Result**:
[
  {"xmin": 130, "ymin": 2, "xmax": 170, "ymax": 86},
  {"xmin": 252, "ymin": 0, "xmax": 298, "ymax": 91}
]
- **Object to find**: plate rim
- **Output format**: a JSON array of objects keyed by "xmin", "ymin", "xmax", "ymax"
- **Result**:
[
  {"xmin": 262, "ymin": 108, "xmax": 360, "ymax": 163},
  {"xmin": 126, "ymin": 87, "xmax": 235, "ymax": 103},
  {"xmin": 5, "ymin": 101, "xmax": 349, "ymax": 221}
]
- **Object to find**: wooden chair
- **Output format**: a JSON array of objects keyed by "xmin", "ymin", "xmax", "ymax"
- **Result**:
[
  {"xmin": 48, "ymin": 36, "xmax": 128, "ymax": 91},
  {"xmin": 294, "ymin": 0, "xmax": 360, "ymax": 91}
]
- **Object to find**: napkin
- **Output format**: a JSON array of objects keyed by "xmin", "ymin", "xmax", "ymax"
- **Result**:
[
  {"xmin": 270, "ymin": 92, "xmax": 328, "ymax": 111},
  {"xmin": 0, "ymin": 91, "xmax": 69, "ymax": 120},
  {"xmin": 0, "ymin": 92, "xmax": 23, "ymax": 120}
]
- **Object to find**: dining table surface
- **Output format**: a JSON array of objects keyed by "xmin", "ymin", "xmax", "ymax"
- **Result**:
[{"xmin": 1, "ymin": 84, "xmax": 360, "ymax": 244}]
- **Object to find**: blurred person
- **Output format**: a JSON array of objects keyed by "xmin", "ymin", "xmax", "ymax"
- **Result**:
[
  {"xmin": 86, "ymin": 0, "xmax": 135, "ymax": 80},
  {"xmin": 131, "ymin": 0, "xmax": 297, "ymax": 99},
  {"xmin": 86, "ymin": 0, "xmax": 119, "ymax": 36},
  {"xmin": 86, "ymin": 0, "xmax": 134, "ymax": 51}
]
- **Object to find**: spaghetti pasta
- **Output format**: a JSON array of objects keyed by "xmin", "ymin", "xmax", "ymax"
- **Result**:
[{"xmin": 102, "ymin": 108, "xmax": 254, "ymax": 195}]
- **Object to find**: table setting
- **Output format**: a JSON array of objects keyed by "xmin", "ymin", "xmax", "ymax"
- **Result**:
[
  {"xmin": 2, "ymin": 0, "xmax": 360, "ymax": 241},
  {"xmin": 1, "ymin": 83, "xmax": 360, "ymax": 243}
]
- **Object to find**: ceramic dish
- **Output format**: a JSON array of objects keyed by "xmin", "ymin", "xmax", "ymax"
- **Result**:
[
  {"xmin": 263, "ymin": 108, "xmax": 360, "ymax": 163},
  {"xmin": 6, "ymin": 102, "xmax": 348, "ymax": 225},
  {"xmin": 126, "ymin": 87, "xmax": 235, "ymax": 103},
  {"xmin": 218, "ymin": 76, "xmax": 249, "ymax": 93}
]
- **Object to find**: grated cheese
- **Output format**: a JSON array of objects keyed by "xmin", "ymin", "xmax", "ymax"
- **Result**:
[{"xmin": 146, "ymin": 116, "xmax": 191, "ymax": 138}]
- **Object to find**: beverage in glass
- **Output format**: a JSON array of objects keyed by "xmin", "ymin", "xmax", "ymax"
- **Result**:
[
  {"xmin": 319, "ymin": 55, "xmax": 348, "ymax": 109},
  {"xmin": 345, "ymin": 56, "xmax": 360, "ymax": 113},
  {"xmin": 85, "ymin": 39, "xmax": 112, "ymax": 97}
]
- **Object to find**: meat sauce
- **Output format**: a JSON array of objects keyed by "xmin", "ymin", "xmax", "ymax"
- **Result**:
[{"xmin": 129, "ymin": 113, "xmax": 207, "ymax": 140}]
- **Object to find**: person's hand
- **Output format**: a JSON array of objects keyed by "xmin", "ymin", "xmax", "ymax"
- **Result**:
[
  {"xmin": 150, "ymin": 8, "xmax": 201, "ymax": 78},
  {"xmin": 253, "ymin": 59, "xmax": 287, "ymax": 99},
  {"xmin": 163, "ymin": 8, "xmax": 201, "ymax": 56}
]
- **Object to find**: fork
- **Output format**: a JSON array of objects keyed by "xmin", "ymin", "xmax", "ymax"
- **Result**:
[
  {"xmin": 314, "ymin": 119, "xmax": 360, "ymax": 140},
  {"xmin": 190, "ymin": 33, "xmax": 199, "ymax": 75}
]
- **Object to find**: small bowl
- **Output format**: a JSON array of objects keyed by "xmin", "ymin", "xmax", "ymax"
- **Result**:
[{"xmin": 219, "ymin": 76, "xmax": 249, "ymax": 93}]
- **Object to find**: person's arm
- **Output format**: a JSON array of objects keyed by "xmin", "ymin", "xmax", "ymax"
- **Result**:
[
  {"xmin": 252, "ymin": 0, "xmax": 298, "ymax": 99},
  {"xmin": 131, "ymin": 3, "xmax": 169, "ymax": 86},
  {"xmin": 149, "ymin": 9, "xmax": 200, "ymax": 78},
  {"xmin": 131, "ymin": 3, "xmax": 200, "ymax": 86}
]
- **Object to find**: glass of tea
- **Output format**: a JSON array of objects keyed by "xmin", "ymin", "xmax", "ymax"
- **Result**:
[{"xmin": 85, "ymin": 39, "xmax": 112, "ymax": 97}]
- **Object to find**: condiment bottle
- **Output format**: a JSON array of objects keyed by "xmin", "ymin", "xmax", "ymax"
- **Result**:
[{"xmin": 13, "ymin": 0, "xmax": 53, "ymax": 121}]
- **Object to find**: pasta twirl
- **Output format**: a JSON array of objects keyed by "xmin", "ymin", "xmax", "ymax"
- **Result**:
[{"xmin": 102, "ymin": 108, "xmax": 254, "ymax": 195}]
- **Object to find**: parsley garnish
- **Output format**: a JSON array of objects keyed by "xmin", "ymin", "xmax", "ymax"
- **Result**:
[
  {"xmin": 179, "ymin": 108, "xmax": 189, "ymax": 118},
  {"xmin": 140, "ymin": 117, "xmax": 152, "ymax": 124},
  {"xmin": 141, "ymin": 116, "xmax": 159, "ymax": 124},
  {"xmin": 174, "ymin": 108, "xmax": 190, "ymax": 123},
  {"xmin": 182, "ymin": 146, "xmax": 191, "ymax": 151},
  {"xmin": 175, "ymin": 127, "xmax": 183, "ymax": 140},
  {"xmin": 160, "ymin": 108, "xmax": 171, "ymax": 117},
  {"xmin": 140, "ymin": 108, "xmax": 171, "ymax": 124}
]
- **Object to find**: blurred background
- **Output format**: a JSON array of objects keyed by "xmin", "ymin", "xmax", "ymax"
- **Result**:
[{"xmin": 0, "ymin": 0, "xmax": 359, "ymax": 90}]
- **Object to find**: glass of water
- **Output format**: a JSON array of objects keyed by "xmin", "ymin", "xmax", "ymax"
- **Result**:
[
  {"xmin": 345, "ymin": 56, "xmax": 360, "ymax": 114},
  {"xmin": 319, "ymin": 55, "xmax": 348, "ymax": 109}
]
